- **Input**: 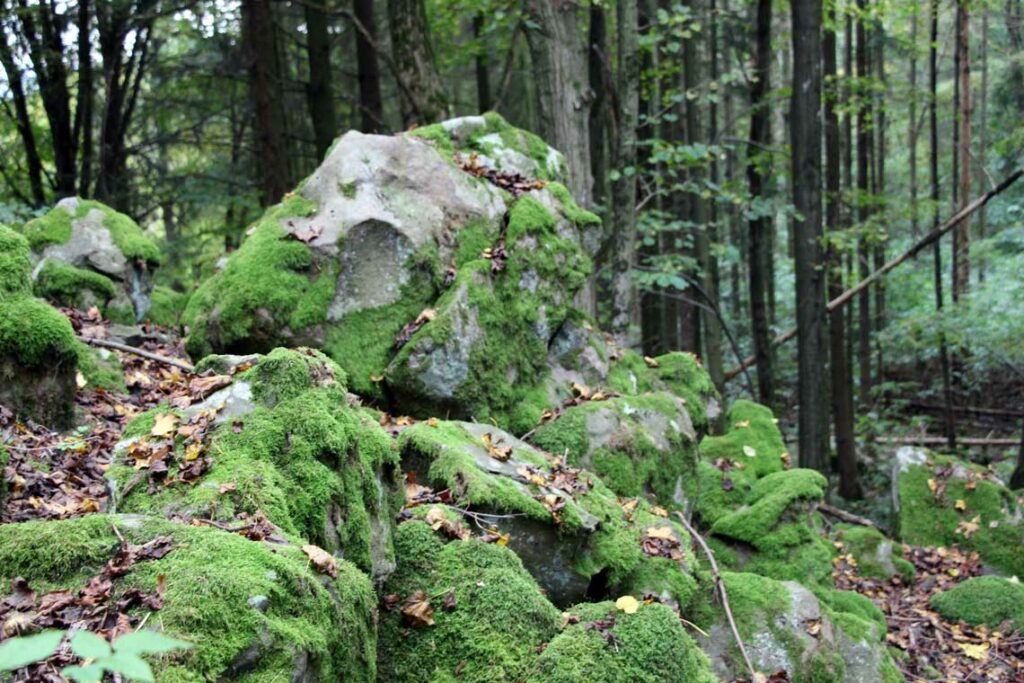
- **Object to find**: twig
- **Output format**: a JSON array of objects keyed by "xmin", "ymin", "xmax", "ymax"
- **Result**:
[
  {"xmin": 77, "ymin": 335, "xmax": 194, "ymax": 373},
  {"xmin": 674, "ymin": 511, "xmax": 757, "ymax": 680},
  {"xmin": 816, "ymin": 502, "xmax": 877, "ymax": 528}
]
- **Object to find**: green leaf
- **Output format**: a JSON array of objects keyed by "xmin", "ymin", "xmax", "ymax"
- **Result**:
[
  {"xmin": 70, "ymin": 631, "xmax": 112, "ymax": 660},
  {"xmin": 0, "ymin": 630, "xmax": 65, "ymax": 671},
  {"xmin": 62, "ymin": 663, "xmax": 105, "ymax": 683},
  {"xmin": 97, "ymin": 653, "xmax": 155, "ymax": 682},
  {"xmin": 115, "ymin": 631, "xmax": 192, "ymax": 656}
]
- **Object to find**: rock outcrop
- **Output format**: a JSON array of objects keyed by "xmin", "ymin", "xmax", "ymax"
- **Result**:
[{"xmin": 22, "ymin": 198, "xmax": 161, "ymax": 323}]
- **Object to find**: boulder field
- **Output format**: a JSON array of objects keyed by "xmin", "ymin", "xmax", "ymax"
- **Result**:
[{"xmin": 0, "ymin": 117, "xmax": 923, "ymax": 682}]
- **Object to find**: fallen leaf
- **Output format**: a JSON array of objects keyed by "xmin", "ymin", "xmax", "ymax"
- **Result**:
[
  {"xmin": 615, "ymin": 595, "xmax": 639, "ymax": 614},
  {"xmin": 302, "ymin": 545, "xmax": 338, "ymax": 579},
  {"xmin": 150, "ymin": 413, "xmax": 179, "ymax": 437},
  {"xmin": 742, "ymin": 445, "xmax": 757, "ymax": 457},
  {"xmin": 643, "ymin": 356, "xmax": 660, "ymax": 368},
  {"xmin": 402, "ymin": 590, "xmax": 435, "ymax": 627},
  {"xmin": 76, "ymin": 371, "xmax": 87, "ymax": 389},
  {"xmin": 958, "ymin": 641, "xmax": 989, "ymax": 660},
  {"xmin": 955, "ymin": 499, "xmax": 967, "ymax": 511}
]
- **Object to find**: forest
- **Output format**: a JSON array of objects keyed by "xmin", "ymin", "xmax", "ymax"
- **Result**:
[{"xmin": 0, "ymin": 0, "xmax": 1023, "ymax": 681}]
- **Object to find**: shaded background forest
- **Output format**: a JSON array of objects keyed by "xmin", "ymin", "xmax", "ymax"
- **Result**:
[{"xmin": 1, "ymin": 0, "xmax": 1023, "ymax": 507}]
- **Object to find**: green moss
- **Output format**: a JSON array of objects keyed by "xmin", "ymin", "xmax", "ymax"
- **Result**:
[
  {"xmin": 693, "ymin": 460, "xmax": 757, "ymax": 526},
  {"xmin": 930, "ymin": 576, "xmax": 1024, "ymax": 629},
  {"xmin": 22, "ymin": 199, "xmax": 161, "ymax": 264},
  {"xmin": 0, "ymin": 295, "xmax": 78, "ymax": 368},
  {"xmin": 711, "ymin": 469, "xmax": 834, "ymax": 584},
  {"xmin": 111, "ymin": 349, "xmax": 399, "ymax": 576},
  {"xmin": 0, "ymin": 224, "xmax": 32, "ymax": 298},
  {"xmin": 528, "ymin": 601, "xmax": 717, "ymax": 683},
  {"xmin": 75, "ymin": 341, "xmax": 126, "ymax": 393},
  {"xmin": 653, "ymin": 352, "xmax": 719, "ymax": 429},
  {"xmin": 699, "ymin": 399, "xmax": 787, "ymax": 478},
  {"xmin": 799, "ymin": 648, "xmax": 846, "ymax": 683},
  {"xmin": 816, "ymin": 588, "xmax": 887, "ymax": 637},
  {"xmin": 0, "ymin": 515, "xmax": 377, "ymax": 682},
  {"xmin": 897, "ymin": 453, "xmax": 1024, "ymax": 576},
  {"xmin": 147, "ymin": 286, "xmax": 188, "ymax": 326},
  {"xmin": 408, "ymin": 122, "xmax": 456, "ymax": 157},
  {"xmin": 34, "ymin": 259, "xmax": 118, "ymax": 308},
  {"xmin": 835, "ymin": 526, "xmax": 915, "ymax": 582},
  {"xmin": 340, "ymin": 181, "xmax": 357, "ymax": 199},
  {"xmin": 531, "ymin": 393, "xmax": 698, "ymax": 504},
  {"xmin": 378, "ymin": 520, "xmax": 561, "ymax": 683},
  {"xmin": 183, "ymin": 195, "xmax": 327, "ymax": 358}
]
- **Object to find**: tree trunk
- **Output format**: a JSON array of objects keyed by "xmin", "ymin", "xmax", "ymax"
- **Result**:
[
  {"xmin": 0, "ymin": 24, "xmax": 46, "ymax": 206},
  {"xmin": 977, "ymin": 9, "xmax": 988, "ymax": 282},
  {"xmin": 609, "ymin": 0, "xmax": 639, "ymax": 345},
  {"xmin": 955, "ymin": 1, "xmax": 971, "ymax": 299},
  {"xmin": 588, "ymin": 3, "xmax": 607, "ymax": 208},
  {"xmin": 524, "ymin": 0, "xmax": 593, "ymax": 208},
  {"xmin": 790, "ymin": 0, "xmax": 829, "ymax": 472},
  {"xmin": 747, "ymin": 0, "xmax": 776, "ymax": 409},
  {"xmin": 873, "ymin": 19, "xmax": 886, "ymax": 381},
  {"xmin": 929, "ymin": 0, "xmax": 956, "ymax": 448},
  {"xmin": 909, "ymin": 4, "xmax": 919, "ymax": 238},
  {"xmin": 1010, "ymin": 421, "xmax": 1024, "ymax": 490},
  {"xmin": 825, "ymin": 8, "xmax": 860, "ymax": 498},
  {"xmin": 473, "ymin": 13, "xmax": 492, "ymax": 112},
  {"xmin": 76, "ymin": 0, "xmax": 94, "ymax": 197},
  {"xmin": 855, "ymin": 0, "xmax": 872, "ymax": 405},
  {"xmin": 305, "ymin": 1, "xmax": 338, "ymax": 161},
  {"xmin": 388, "ymin": 0, "xmax": 447, "ymax": 127},
  {"xmin": 354, "ymin": 0, "xmax": 384, "ymax": 132},
  {"xmin": 242, "ymin": 0, "xmax": 290, "ymax": 205}
]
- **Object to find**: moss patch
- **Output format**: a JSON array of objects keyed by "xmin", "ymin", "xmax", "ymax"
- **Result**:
[
  {"xmin": 0, "ymin": 295, "xmax": 78, "ymax": 369},
  {"xmin": 34, "ymin": 259, "xmax": 118, "ymax": 308},
  {"xmin": 22, "ymin": 199, "xmax": 161, "ymax": 265},
  {"xmin": 834, "ymin": 526, "xmax": 915, "ymax": 582},
  {"xmin": 147, "ymin": 286, "xmax": 189, "ymax": 326},
  {"xmin": 0, "ymin": 515, "xmax": 377, "ymax": 682},
  {"xmin": 528, "ymin": 601, "xmax": 718, "ymax": 683},
  {"xmin": 930, "ymin": 576, "xmax": 1024, "ymax": 629},
  {"xmin": 76, "ymin": 341, "xmax": 126, "ymax": 393},
  {"xmin": 0, "ymin": 224, "xmax": 32, "ymax": 299},
  {"xmin": 699, "ymin": 400, "xmax": 787, "ymax": 477},
  {"xmin": 377, "ymin": 520, "xmax": 561, "ymax": 683}
]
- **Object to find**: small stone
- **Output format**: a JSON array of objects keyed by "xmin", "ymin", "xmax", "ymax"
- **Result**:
[{"xmin": 248, "ymin": 595, "xmax": 270, "ymax": 612}]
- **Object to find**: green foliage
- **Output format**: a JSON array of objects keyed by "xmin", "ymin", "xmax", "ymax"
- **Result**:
[
  {"xmin": 930, "ymin": 576, "xmax": 1024, "ymax": 629},
  {"xmin": 0, "ymin": 630, "xmax": 66, "ymax": 672}
]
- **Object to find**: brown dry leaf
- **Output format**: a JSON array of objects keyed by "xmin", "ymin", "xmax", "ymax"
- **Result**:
[
  {"xmin": 402, "ymin": 590, "xmax": 435, "ymax": 627},
  {"xmin": 645, "ymin": 526, "xmax": 676, "ymax": 540},
  {"xmin": 571, "ymin": 382, "xmax": 591, "ymax": 400},
  {"xmin": 805, "ymin": 618, "xmax": 822, "ymax": 636},
  {"xmin": 643, "ymin": 356, "xmax": 660, "ymax": 368},
  {"xmin": 150, "ymin": 413, "xmax": 179, "ymax": 437},
  {"xmin": 219, "ymin": 482, "xmax": 237, "ymax": 494},
  {"xmin": 302, "ymin": 544, "xmax": 338, "ymax": 579},
  {"xmin": 956, "ymin": 515, "xmax": 981, "ymax": 539},
  {"xmin": 650, "ymin": 505, "xmax": 668, "ymax": 518}
]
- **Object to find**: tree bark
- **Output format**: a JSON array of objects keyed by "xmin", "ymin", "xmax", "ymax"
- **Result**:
[
  {"xmin": 388, "ymin": 0, "xmax": 447, "ymax": 127},
  {"xmin": 242, "ymin": 0, "xmax": 290, "ymax": 205},
  {"xmin": 588, "ymin": 3, "xmax": 607, "ymax": 208},
  {"xmin": 855, "ymin": 0, "xmax": 872, "ymax": 405},
  {"xmin": 353, "ymin": 0, "xmax": 384, "ymax": 132},
  {"xmin": 524, "ymin": 0, "xmax": 593, "ymax": 208},
  {"xmin": 747, "ymin": 0, "xmax": 776, "ymax": 408},
  {"xmin": 977, "ymin": 9, "xmax": 988, "ymax": 282},
  {"xmin": 825, "ymin": 8, "xmax": 860, "ymax": 498},
  {"xmin": 909, "ymin": 3, "xmax": 919, "ymax": 238},
  {"xmin": 305, "ymin": 1, "xmax": 338, "ymax": 161},
  {"xmin": 790, "ymin": 0, "xmax": 829, "ymax": 472},
  {"xmin": 955, "ymin": 1, "xmax": 971, "ymax": 299},
  {"xmin": 75, "ymin": 0, "xmax": 94, "ymax": 198},
  {"xmin": 873, "ymin": 18, "xmax": 886, "ymax": 380},
  {"xmin": 609, "ymin": 0, "xmax": 639, "ymax": 345},
  {"xmin": 473, "ymin": 13, "xmax": 492, "ymax": 112}
]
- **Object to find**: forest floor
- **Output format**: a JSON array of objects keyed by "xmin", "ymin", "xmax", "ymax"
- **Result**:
[{"xmin": 1, "ymin": 312, "xmax": 1022, "ymax": 682}]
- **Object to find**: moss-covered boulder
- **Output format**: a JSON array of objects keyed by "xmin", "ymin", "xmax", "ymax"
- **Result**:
[
  {"xmin": 182, "ymin": 115, "xmax": 608, "ymax": 434},
  {"xmin": 530, "ymin": 391, "xmax": 699, "ymax": 505},
  {"xmin": 0, "ymin": 514, "xmax": 378, "ymax": 682},
  {"xmin": 833, "ymin": 526, "xmax": 915, "ymax": 583},
  {"xmin": 399, "ymin": 420, "xmax": 701, "ymax": 608},
  {"xmin": 893, "ymin": 447, "xmax": 1024, "ymax": 576},
  {"xmin": 22, "ymin": 198, "xmax": 161, "ymax": 323},
  {"xmin": 930, "ymin": 576, "xmax": 1024, "ymax": 629},
  {"xmin": 107, "ymin": 348, "xmax": 401, "ymax": 581},
  {"xmin": 527, "ymin": 600, "xmax": 718, "ymax": 683},
  {"xmin": 696, "ymin": 572, "xmax": 904, "ymax": 683},
  {"xmin": 377, "ymin": 519, "xmax": 561, "ymax": 683},
  {"xmin": 710, "ymin": 469, "xmax": 836, "ymax": 585}
]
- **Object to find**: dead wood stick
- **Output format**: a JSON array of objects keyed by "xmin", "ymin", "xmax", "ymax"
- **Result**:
[
  {"xmin": 725, "ymin": 168, "xmax": 1024, "ymax": 381},
  {"xmin": 674, "ymin": 511, "xmax": 757, "ymax": 680},
  {"xmin": 77, "ymin": 335, "xmax": 194, "ymax": 373},
  {"xmin": 875, "ymin": 436, "xmax": 1018, "ymax": 446},
  {"xmin": 816, "ymin": 502, "xmax": 877, "ymax": 528}
]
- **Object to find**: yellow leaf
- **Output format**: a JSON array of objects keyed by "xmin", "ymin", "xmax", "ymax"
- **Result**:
[
  {"xmin": 76, "ymin": 371, "xmax": 87, "ymax": 389},
  {"xmin": 643, "ymin": 356, "xmax": 660, "ymax": 368},
  {"xmin": 615, "ymin": 595, "xmax": 640, "ymax": 614},
  {"xmin": 645, "ymin": 526, "xmax": 676, "ymax": 540},
  {"xmin": 955, "ymin": 499, "xmax": 967, "ymax": 511},
  {"xmin": 927, "ymin": 478, "xmax": 938, "ymax": 493},
  {"xmin": 151, "ymin": 413, "xmax": 179, "ymax": 437},
  {"xmin": 427, "ymin": 417, "xmax": 439, "ymax": 428},
  {"xmin": 958, "ymin": 641, "xmax": 989, "ymax": 660},
  {"xmin": 734, "ymin": 420, "xmax": 751, "ymax": 428},
  {"xmin": 185, "ymin": 442, "xmax": 204, "ymax": 461},
  {"xmin": 742, "ymin": 445, "xmax": 757, "ymax": 457}
]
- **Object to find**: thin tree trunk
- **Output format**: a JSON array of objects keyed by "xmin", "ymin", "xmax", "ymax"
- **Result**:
[
  {"xmin": 955, "ymin": 1, "xmax": 971, "ymax": 299},
  {"xmin": 1011, "ymin": 420, "xmax": 1024, "ymax": 490},
  {"xmin": 588, "ymin": 4, "xmax": 607, "ymax": 208},
  {"xmin": 930, "ymin": 0, "xmax": 956, "ymax": 448},
  {"xmin": 790, "ymin": 0, "xmax": 829, "ymax": 472},
  {"xmin": 747, "ymin": 0, "xmax": 776, "ymax": 408},
  {"xmin": 978, "ymin": 9, "xmax": 988, "ymax": 282},
  {"xmin": 826, "ymin": 7, "xmax": 860, "ymax": 498},
  {"xmin": 353, "ymin": 0, "xmax": 384, "ymax": 132},
  {"xmin": 856, "ymin": 0, "xmax": 872, "ymax": 405},
  {"xmin": 0, "ymin": 28, "xmax": 46, "ymax": 205},
  {"xmin": 243, "ymin": 0, "xmax": 290, "ymax": 205},
  {"xmin": 305, "ymin": 1, "xmax": 338, "ymax": 160},
  {"xmin": 909, "ymin": 4, "xmax": 919, "ymax": 238},
  {"xmin": 76, "ymin": 0, "xmax": 94, "ymax": 197},
  {"xmin": 388, "ymin": 0, "xmax": 447, "ymax": 127},
  {"xmin": 473, "ymin": 13, "xmax": 492, "ymax": 112},
  {"xmin": 873, "ymin": 19, "xmax": 886, "ymax": 381},
  {"xmin": 609, "ymin": 0, "xmax": 639, "ymax": 345}
]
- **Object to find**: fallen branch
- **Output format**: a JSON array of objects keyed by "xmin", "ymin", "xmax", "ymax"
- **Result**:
[
  {"xmin": 674, "ymin": 511, "xmax": 757, "ymax": 680},
  {"xmin": 875, "ymin": 436, "xmax": 1018, "ymax": 446},
  {"xmin": 725, "ymin": 168, "xmax": 1024, "ymax": 381},
  {"xmin": 816, "ymin": 502, "xmax": 877, "ymax": 528},
  {"xmin": 77, "ymin": 335, "xmax": 194, "ymax": 373}
]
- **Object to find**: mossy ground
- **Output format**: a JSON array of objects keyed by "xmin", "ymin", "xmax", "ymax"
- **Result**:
[
  {"xmin": 76, "ymin": 341, "xmax": 126, "ymax": 393},
  {"xmin": 930, "ymin": 576, "xmax": 1024, "ymax": 629},
  {"xmin": 834, "ymin": 526, "xmax": 915, "ymax": 582},
  {"xmin": 0, "ymin": 224, "xmax": 32, "ymax": 299},
  {"xmin": 528, "ymin": 601, "xmax": 718, "ymax": 683},
  {"xmin": 898, "ymin": 453, "xmax": 1024, "ymax": 576},
  {"xmin": 377, "ymin": 520, "xmax": 561, "ymax": 683},
  {"xmin": 0, "ymin": 515, "xmax": 377, "ymax": 682},
  {"xmin": 110, "ymin": 349, "xmax": 399, "ymax": 576},
  {"xmin": 22, "ymin": 199, "xmax": 161, "ymax": 265}
]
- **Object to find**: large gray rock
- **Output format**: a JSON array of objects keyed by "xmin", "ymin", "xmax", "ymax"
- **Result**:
[{"xmin": 23, "ymin": 197, "xmax": 161, "ymax": 323}]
